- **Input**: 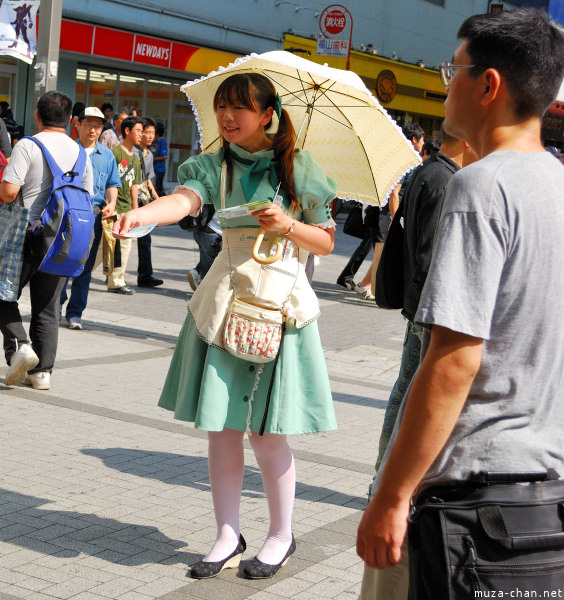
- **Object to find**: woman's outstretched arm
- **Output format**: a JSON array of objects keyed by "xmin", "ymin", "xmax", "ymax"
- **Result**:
[{"xmin": 113, "ymin": 189, "xmax": 202, "ymax": 237}]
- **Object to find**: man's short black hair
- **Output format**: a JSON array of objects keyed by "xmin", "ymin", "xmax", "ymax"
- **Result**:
[
  {"xmin": 121, "ymin": 116, "xmax": 143, "ymax": 138},
  {"xmin": 458, "ymin": 8, "xmax": 564, "ymax": 118},
  {"xmin": 155, "ymin": 120, "xmax": 165, "ymax": 137},
  {"xmin": 101, "ymin": 102, "xmax": 113, "ymax": 113},
  {"xmin": 142, "ymin": 117, "xmax": 156, "ymax": 130},
  {"xmin": 402, "ymin": 122, "xmax": 425, "ymax": 143},
  {"xmin": 72, "ymin": 102, "xmax": 86, "ymax": 118},
  {"xmin": 37, "ymin": 91, "xmax": 73, "ymax": 128}
]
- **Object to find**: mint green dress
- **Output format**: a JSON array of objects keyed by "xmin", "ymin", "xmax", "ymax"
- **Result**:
[{"xmin": 158, "ymin": 144, "xmax": 338, "ymax": 435}]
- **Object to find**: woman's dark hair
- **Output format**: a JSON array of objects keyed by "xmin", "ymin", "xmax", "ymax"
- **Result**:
[
  {"xmin": 72, "ymin": 102, "xmax": 86, "ymax": 118},
  {"xmin": 101, "ymin": 102, "xmax": 113, "ymax": 113},
  {"xmin": 213, "ymin": 73, "xmax": 298, "ymax": 210},
  {"xmin": 458, "ymin": 8, "xmax": 564, "ymax": 118}
]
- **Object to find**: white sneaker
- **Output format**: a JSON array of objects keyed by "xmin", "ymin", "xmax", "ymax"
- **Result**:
[
  {"xmin": 23, "ymin": 371, "xmax": 50, "ymax": 390},
  {"xmin": 4, "ymin": 343, "xmax": 39, "ymax": 386},
  {"xmin": 187, "ymin": 268, "xmax": 202, "ymax": 291},
  {"xmin": 354, "ymin": 283, "xmax": 375, "ymax": 301},
  {"xmin": 67, "ymin": 317, "xmax": 83, "ymax": 330}
]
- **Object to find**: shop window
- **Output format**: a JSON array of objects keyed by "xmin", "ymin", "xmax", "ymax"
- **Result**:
[
  {"xmin": 168, "ymin": 83, "xmax": 197, "ymax": 184},
  {"xmin": 118, "ymin": 74, "xmax": 145, "ymax": 116},
  {"xmin": 146, "ymin": 79, "xmax": 171, "ymax": 125},
  {"xmin": 75, "ymin": 68, "xmax": 88, "ymax": 104},
  {"xmin": 86, "ymin": 69, "xmax": 118, "ymax": 115}
]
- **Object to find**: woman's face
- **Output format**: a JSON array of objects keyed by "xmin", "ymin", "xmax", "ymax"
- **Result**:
[{"xmin": 215, "ymin": 97, "xmax": 273, "ymax": 154}]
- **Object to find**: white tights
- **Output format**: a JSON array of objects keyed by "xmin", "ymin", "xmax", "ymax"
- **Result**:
[{"xmin": 204, "ymin": 428, "xmax": 296, "ymax": 565}]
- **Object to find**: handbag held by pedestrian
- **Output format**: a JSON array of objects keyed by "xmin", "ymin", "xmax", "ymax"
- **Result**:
[
  {"xmin": 0, "ymin": 202, "xmax": 30, "ymax": 302},
  {"xmin": 408, "ymin": 470, "xmax": 564, "ymax": 599},
  {"xmin": 218, "ymin": 162, "xmax": 298, "ymax": 365}
]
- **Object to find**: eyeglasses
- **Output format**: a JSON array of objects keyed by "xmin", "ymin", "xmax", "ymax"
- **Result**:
[{"xmin": 438, "ymin": 61, "xmax": 475, "ymax": 87}]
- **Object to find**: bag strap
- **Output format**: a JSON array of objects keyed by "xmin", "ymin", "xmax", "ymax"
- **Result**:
[
  {"xmin": 136, "ymin": 147, "xmax": 149, "ymax": 183},
  {"xmin": 120, "ymin": 158, "xmax": 135, "ymax": 183},
  {"xmin": 23, "ymin": 136, "xmax": 86, "ymax": 181},
  {"xmin": 219, "ymin": 160, "xmax": 299, "ymax": 307}
]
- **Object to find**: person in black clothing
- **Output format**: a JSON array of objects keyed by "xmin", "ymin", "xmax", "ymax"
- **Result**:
[{"xmin": 362, "ymin": 125, "xmax": 476, "ymax": 600}]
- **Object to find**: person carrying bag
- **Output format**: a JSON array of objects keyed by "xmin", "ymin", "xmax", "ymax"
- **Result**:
[{"xmin": 112, "ymin": 72, "xmax": 338, "ymax": 582}]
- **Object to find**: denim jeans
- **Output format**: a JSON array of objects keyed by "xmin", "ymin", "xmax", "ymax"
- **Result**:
[
  {"xmin": 376, "ymin": 320, "xmax": 423, "ymax": 472},
  {"xmin": 61, "ymin": 213, "xmax": 102, "ymax": 320},
  {"xmin": 0, "ymin": 234, "xmax": 65, "ymax": 373},
  {"xmin": 194, "ymin": 227, "xmax": 222, "ymax": 279}
]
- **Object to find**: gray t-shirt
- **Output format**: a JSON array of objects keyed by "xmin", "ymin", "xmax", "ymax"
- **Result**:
[
  {"xmin": 413, "ymin": 151, "xmax": 564, "ymax": 488},
  {"xmin": 4, "ymin": 131, "xmax": 94, "ymax": 222}
]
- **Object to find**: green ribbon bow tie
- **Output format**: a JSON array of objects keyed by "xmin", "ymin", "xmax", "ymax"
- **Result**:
[{"xmin": 238, "ymin": 156, "xmax": 280, "ymax": 203}]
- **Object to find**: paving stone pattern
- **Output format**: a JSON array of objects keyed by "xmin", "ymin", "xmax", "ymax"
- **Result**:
[{"xmin": 0, "ymin": 216, "xmax": 405, "ymax": 599}]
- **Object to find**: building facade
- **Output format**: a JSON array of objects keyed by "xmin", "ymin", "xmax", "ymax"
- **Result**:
[{"xmin": 1, "ymin": 0, "xmax": 562, "ymax": 183}]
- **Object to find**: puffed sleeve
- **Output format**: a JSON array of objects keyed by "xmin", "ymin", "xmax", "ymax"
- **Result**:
[
  {"xmin": 295, "ymin": 150, "xmax": 337, "ymax": 228},
  {"xmin": 175, "ymin": 151, "xmax": 222, "ymax": 206}
]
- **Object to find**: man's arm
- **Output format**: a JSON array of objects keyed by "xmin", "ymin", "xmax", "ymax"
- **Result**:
[
  {"xmin": 0, "ymin": 181, "xmax": 21, "ymax": 203},
  {"xmin": 388, "ymin": 183, "xmax": 401, "ymax": 218},
  {"xmin": 130, "ymin": 184, "xmax": 138, "ymax": 211},
  {"xmin": 101, "ymin": 187, "xmax": 118, "ymax": 219},
  {"xmin": 356, "ymin": 325, "xmax": 483, "ymax": 570}
]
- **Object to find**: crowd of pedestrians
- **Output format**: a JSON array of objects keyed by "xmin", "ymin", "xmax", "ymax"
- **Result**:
[{"xmin": 1, "ymin": 6, "xmax": 564, "ymax": 598}]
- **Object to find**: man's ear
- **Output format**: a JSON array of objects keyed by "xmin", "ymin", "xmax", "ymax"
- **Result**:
[{"xmin": 481, "ymin": 68, "xmax": 503, "ymax": 106}]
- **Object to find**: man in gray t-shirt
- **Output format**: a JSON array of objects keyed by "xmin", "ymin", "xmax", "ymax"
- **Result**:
[
  {"xmin": 0, "ymin": 91, "xmax": 92, "ymax": 392},
  {"xmin": 356, "ymin": 7, "xmax": 564, "ymax": 590}
]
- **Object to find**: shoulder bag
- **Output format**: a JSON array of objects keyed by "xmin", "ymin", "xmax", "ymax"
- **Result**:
[
  {"xmin": 409, "ymin": 470, "xmax": 564, "ymax": 599},
  {"xmin": 343, "ymin": 203, "xmax": 368, "ymax": 239},
  {"xmin": 375, "ymin": 198, "xmax": 404, "ymax": 309},
  {"xmin": 219, "ymin": 162, "xmax": 299, "ymax": 365},
  {"xmin": 0, "ymin": 200, "xmax": 30, "ymax": 302}
]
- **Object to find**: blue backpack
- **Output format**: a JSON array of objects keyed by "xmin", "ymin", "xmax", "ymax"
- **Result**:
[{"xmin": 24, "ymin": 136, "xmax": 94, "ymax": 277}]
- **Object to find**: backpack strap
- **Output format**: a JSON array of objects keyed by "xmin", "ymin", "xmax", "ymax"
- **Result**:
[
  {"xmin": 22, "ymin": 135, "xmax": 63, "ymax": 178},
  {"xmin": 22, "ymin": 135, "xmax": 86, "ymax": 181}
]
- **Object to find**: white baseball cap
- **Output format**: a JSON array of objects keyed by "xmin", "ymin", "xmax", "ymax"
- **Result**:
[{"xmin": 78, "ymin": 107, "xmax": 105, "ymax": 121}]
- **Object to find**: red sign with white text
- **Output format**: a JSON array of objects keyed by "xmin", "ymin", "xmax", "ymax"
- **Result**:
[
  {"xmin": 323, "ymin": 9, "xmax": 347, "ymax": 35},
  {"xmin": 133, "ymin": 35, "xmax": 171, "ymax": 67}
]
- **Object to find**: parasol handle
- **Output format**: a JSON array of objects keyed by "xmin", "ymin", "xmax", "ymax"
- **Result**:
[{"xmin": 252, "ymin": 228, "xmax": 283, "ymax": 265}]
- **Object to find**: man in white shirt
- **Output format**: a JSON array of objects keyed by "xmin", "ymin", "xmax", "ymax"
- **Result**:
[{"xmin": 0, "ymin": 91, "xmax": 93, "ymax": 391}]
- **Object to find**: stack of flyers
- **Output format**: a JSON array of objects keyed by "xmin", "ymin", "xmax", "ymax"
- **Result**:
[{"xmin": 217, "ymin": 200, "xmax": 273, "ymax": 219}]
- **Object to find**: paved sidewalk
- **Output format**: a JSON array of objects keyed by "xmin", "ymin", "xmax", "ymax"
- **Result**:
[{"xmin": 0, "ymin": 218, "xmax": 406, "ymax": 600}]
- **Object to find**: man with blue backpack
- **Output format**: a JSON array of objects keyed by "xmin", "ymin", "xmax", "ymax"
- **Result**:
[{"xmin": 0, "ymin": 91, "xmax": 93, "ymax": 390}]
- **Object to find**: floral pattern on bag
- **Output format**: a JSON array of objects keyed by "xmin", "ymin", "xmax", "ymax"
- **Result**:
[{"xmin": 224, "ymin": 312, "xmax": 282, "ymax": 362}]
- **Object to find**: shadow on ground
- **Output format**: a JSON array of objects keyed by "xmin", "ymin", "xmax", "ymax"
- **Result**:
[
  {"xmin": 81, "ymin": 448, "xmax": 366, "ymax": 509},
  {"xmin": 0, "ymin": 488, "xmax": 197, "ymax": 567}
]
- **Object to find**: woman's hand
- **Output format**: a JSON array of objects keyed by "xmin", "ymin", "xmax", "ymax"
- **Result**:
[
  {"xmin": 113, "ymin": 209, "xmax": 144, "ymax": 239},
  {"xmin": 252, "ymin": 204, "xmax": 293, "ymax": 234}
]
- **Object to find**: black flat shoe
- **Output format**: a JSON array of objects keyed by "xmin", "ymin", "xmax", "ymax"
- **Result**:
[
  {"xmin": 190, "ymin": 534, "xmax": 246, "ymax": 579},
  {"xmin": 243, "ymin": 535, "xmax": 296, "ymax": 579},
  {"xmin": 137, "ymin": 277, "xmax": 164, "ymax": 288},
  {"xmin": 108, "ymin": 285, "xmax": 135, "ymax": 295}
]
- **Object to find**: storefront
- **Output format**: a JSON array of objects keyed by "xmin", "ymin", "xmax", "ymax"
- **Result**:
[
  {"xmin": 283, "ymin": 34, "xmax": 446, "ymax": 138},
  {"xmin": 9, "ymin": 19, "xmax": 238, "ymax": 188},
  {"xmin": 56, "ymin": 19, "xmax": 239, "ymax": 187}
]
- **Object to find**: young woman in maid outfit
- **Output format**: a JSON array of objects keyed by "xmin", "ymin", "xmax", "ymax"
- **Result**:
[{"xmin": 114, "ymin": 73, "xmax": 337, "ymax": 580}]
